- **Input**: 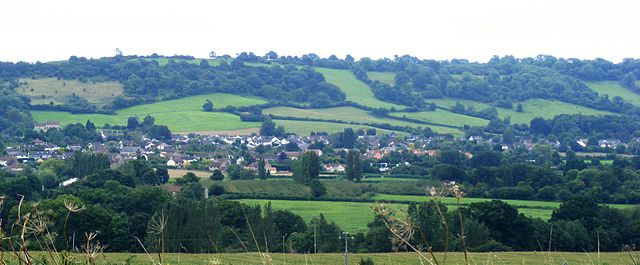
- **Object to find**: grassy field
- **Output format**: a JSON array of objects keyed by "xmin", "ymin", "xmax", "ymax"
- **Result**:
[
  {"xmin": 390, "ymin": 109, "xmax": 490, "ymax": 127},
  {"xmin": 31, "ymin": 93, "xmax": 265, "ymax": 133},
  {"xmin": 429, "ymin": 98, "xmax": 615, "ymax": 124},
  {"xmin": 16, "ymin": 251, "xmax": 638, "ymax": 265},
  {"xmin": 264, "ymin": 106, "xmax": 463, "ymax": 135},
  {"xmin": 16, "ymin": 78, "xmax": 123, "ymax": 107},
  {"xmin": 273, "ymin": 120, "xmax": 402, "ymax": 136},
  {"xmin": 314, "ymin": 68, "xmax": 405, "ymax": 109},
  {"xmin": 367, "ymin": 71, "xmax": 395, "ymax": 85},
  {"xmin": 585, "ymin": 80, "xmax": 640, "ymax": 105}
]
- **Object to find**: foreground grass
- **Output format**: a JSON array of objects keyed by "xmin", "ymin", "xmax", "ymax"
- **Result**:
[
  {"xmin": 16, "ymin": 77, "xmax": 123, "ymax": 107},
  {"xmin": 314, "ymin": 68, "xmax": 405, "ymax": 109},
  {"xmin": 23, "ymin": 251, "xmax": 637, "ymax": 264},
  {"xmin": 429, "ymin": 98, "xmax": 615, "ymax": 124},
  {"xmin": 31, "ymin": 93, "xmax": 265, "ymax": 133}
]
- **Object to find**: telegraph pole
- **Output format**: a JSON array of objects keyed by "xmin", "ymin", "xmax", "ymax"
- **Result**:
[
  {"xmin": 313, "ymin": 224, "xmax": 317, "ymax": 254},
  {"xmin": 340, "ymin": 232, "xmax": 351, "ymax": 265}
]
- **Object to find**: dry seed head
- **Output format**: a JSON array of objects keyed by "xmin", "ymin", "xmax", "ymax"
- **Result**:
[{"xmin": 63, "ymin": 199, "xmax": 86, "ymax": 213}]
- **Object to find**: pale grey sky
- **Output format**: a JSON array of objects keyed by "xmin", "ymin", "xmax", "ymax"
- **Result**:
[{"xmin": 0, "ymin": 0, "xmax": 638, "ymax": 63}]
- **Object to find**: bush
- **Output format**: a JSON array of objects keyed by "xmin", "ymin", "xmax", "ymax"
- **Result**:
[
  {"xmin": 471, "ymin": 240, "xmax": 512, "ymax": 252},
  {"xmin": 209, "ymin": 184, "xmax": 225, "ymax": 196},
  {"xmin": 210, "ymin": 169, "xmax": 224, "ymax": 181}
]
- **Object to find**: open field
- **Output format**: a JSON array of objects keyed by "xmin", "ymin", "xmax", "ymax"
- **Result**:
[
  {"xmin": 390, "ymin": 109, "xmax": 490, "ymax": 127},
  {"xmin": 273, "ymin": 119, "xmax": 403, "ymax": 136},
  {"xmin": 429, "ymin": 98, "xmax": 615, "ymax": 124},
  {"xmin": 586, "ymin": 80, "xmax": 640, "ymax": 106},
  {"xmin": 367, "ymin": 71, "xmax": 395, "ymax": 85},
  {"xmin": 31, "ymin": 93, "xmax": 264, "ymax": 132},
  {"xmin": 265, "ymin": 106, "xmax": 463, "ymax": 135},
  {"xmin": 239, "ymin": 199, "xmax": 379, "ymax": 232},
  {"xmin": 168, "ymin": 169, "xmax": 211, "ymax": 179},
  {"xmin": 314, "ymin": 68, "xmax": 405, "ymax": 109},
  {"xmin": 16, "ymin": 78, "xmax": 123, "ymax": 107},
  {"xmin": 15, "ymin": 251, "xmax": 639, "ymax": 265}
]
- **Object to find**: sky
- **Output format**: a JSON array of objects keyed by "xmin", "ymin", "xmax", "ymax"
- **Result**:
[{"xmin": 0, "ymin": 0, "xmax": 638, "ymax": 63}]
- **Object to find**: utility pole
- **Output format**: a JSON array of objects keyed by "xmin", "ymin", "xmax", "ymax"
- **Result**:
[
  {"xmin": 313, "ymin": 224, "xmax": 317, "ymax": 254},
  {"xmin": 340, "ymin": 232, "xmax": 352, "ymax": 265}
]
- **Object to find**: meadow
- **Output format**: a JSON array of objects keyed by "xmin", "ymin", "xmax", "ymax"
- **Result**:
[
  {"xmin": 16, "ymin": 77, "xmax": 123, "ymax": 107},
  {"xmin": 264, "ymin": 106, "xmax": 463, "ymax": 135},
  {"xmin": 428, "ymin": 98, "xmax": 615, "ymax": 124},
  {"xmin": 367, "ymin": 71, "xmax": 396, "ymax": 85},
  {"xmin": 31, "ymin": 93, "xmax": 265, "ymax": 133},
  {"xmin": 585, "ymin": 80, "xmax": 640, "ymax": 106},
  {"xmin": 16, "ymin": 251, "xmax": 639, "ymax": 265},
  {"xmin": 314, "ymin": 68, "xmax": 405, "ymax": 109},
  {"xmin": 390, "ymin": 109, "xmax": 490, "ymax": 127},
  {"xmin": 273, "ymin": 120, "xmax": 402, "ymax": 136}
]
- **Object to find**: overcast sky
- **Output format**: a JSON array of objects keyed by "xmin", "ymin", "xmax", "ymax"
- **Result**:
[{"xmin": 1, "ymin": 0, "xmax": 638, "ymax": 63}]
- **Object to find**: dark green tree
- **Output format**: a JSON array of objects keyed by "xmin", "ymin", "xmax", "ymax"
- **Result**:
[
  {"xmin": 127, "ymin": 117, "xmax": 139, "ymax": 130},
  {"xmin": 258, "ymin": 158, "xmax": 267, "ymax": 180},
  {"xmin": 202, "ymin": 99, "xmax": 214, "ymax": 112}
]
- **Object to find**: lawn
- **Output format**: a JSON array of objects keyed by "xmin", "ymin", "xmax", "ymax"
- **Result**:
[
  {"xmin": 390, "ymin": 109, "xmax": 490, "ymax": 127},
  {"xmin": 429, "ymin": 98, "xmax": 615, "ymax": 124},
  {"xmin": 314, "ymin": 68, "xmax": 405, "ymax": 109},
  {"xmin": 367, "ymin": 71, "xmax": 395, "ymax": 85},
  {"xmin": 585, "ymin": 80, "xmax": 640, "ymax": 106},
  {"xmin": 264, "ymin": 106, "xmax": 463, "ymax": 135},
  {"xmin": 15, "ymin": 251, "xmax": 638, "ymax": 265},
  {"xmin": 16, "ymin": 77, "xmax": 123, "ymax": 108},
  {"xmin": 31, "ymin": 93, "xmax": 265, "ymax": 133}
]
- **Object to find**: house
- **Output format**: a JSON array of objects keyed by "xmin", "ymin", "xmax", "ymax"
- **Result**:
[
  {"xmin": 365, "ymin": 150, "xmax": 385, "ymax": 160},
  {"xmin": 246, "ymin": 161, "xmax": 277, "ymax": 174},
  {"xmin": 599, "ymin": 139, "xmax": 622, "ymax": 148},
  {"xmin": 323, "ymin": 164, "xmax": 345, "ymax": 173},
  {"xmin": 60, "ymin": 178, "xmax": 79, "ymax": 187},
  {"xmin": 577, "ymin": 138, "xmax": 589, "ymax": 148},
  {"xmin": 120, "ymin": 146, "xmax": 141, "ymax": 156},
  {"xmin": 163, "ymin": 185, "xmax": 182, "ymax": 196},
  {"xmin": 34, "ymin": 121, "xmax": 60, "ymax": 131},
  {"xmin": 208, "ymin": 159, "xmax": 229, "ymax": 171}
]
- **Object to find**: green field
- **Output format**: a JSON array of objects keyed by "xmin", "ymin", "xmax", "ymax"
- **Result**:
[
  {"xmin": 264, "ymin": 106, "xmax": 463, "ymax": 135},
  {"xmin": 367, "ymin": 71, "xmax": 395, "ymax": 85},
  {"xmin": 429, "ymin": 98, "xmax": 615, "ymax": 124},
  {"xmin": 391, "ymin": 109, "xmax": 490, "ymax": 127},
  {"xmin": 314, "ymin": 68, "xmax": 405, "ymax": 109},
  {"xmin": 16, "ymin": 78, "xmax": 123, "ymax": 107},
  {"xmin": 586, "ymin": 80, "xmax": 640, "ymax": 106},
  {"xmin": 273, "ymin": 120, "xmax": 401, "ymax": 136},
  {"xmin": 31, "ymin": 93, "xmax": 265, "ymax": 133},
  {"xmin": 14, "ymin": 251, "xmax": 638, "ymax": 265}
]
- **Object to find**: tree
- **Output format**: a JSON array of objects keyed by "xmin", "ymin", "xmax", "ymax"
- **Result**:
[
  {"xmin": 202, "ymin": 99, "xmax": 214, "ymax": 112},
  {"xmin": 210, "ymin": 169, "xmax": 224, "ymax": 181},
  {"xmin": 209, "ymin": 51, "xmax": 217, "ymax": 58},
  {"xmin": 622, "ymin": 73, "xmax": 637, "ymax": 89},
  {"xmin": 293, "ymin": 151, "xmax": 321, "ymax": 184},
  {"xmin": 260, "ymin": 119, "xmax": 285, "ymax": 137},
  {"xmin": 142, "ymin": 115, "xmax": 155, "ymax": 127},
  {"xmin": 127, "ymin": 117, "xmax": 139, "ymax": 130},
  {"xmin": 345, "ymin": 150, "xmax": 362, "ymax": 182},
  {"xmin": 516, "ymin": 103, "xmax": 523, "ymax": 112},
  {"xmin": 530, "ymin": 117, "xmax": 551, "ymax": 135},
  {"xmin": 85, "ymin": 120, "xmax": 96, "ymax": 131},
  {"xmin": 175, "ymin": 172, "xmax": 199, "ymax": 185},
  {"xmin": 258, "ymin": 158, "xmax": 267, "ymax": 180},
  {"xmin": 265, "ymin": 51, "xmax": 278, "ymax": 61}
]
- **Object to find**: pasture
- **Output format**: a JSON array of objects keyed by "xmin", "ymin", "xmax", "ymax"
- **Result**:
[
  {"xmin": 17, "ymin": 251, "xmax": 638, "ymax": 265},
  {"xmin": 367, "ymin": 71, "xmax": 396, "ymax": 85},
  {"xmin": 429, "ymin": 98, "xmax": 615, "ymax": 124},
  {"xmin": 586, "ymin": 80, "xmax": 640, "ymax": 106},
  {"xmin": 16, "ymin": 78, "xmax": 123, "ymax": 107},
  {"xmin": 314, "ymin": 68, "xmax": 405, "ymax": 109},
  {"xmin": 31, "ymin": 93, "xmax": 265, "ymax": 133},
  {"xmin": 273, "ymin": 119, "xmax": 402, "ymax": 136},
  {"xmin": 390, "ymin": 109, "xmax": 490, "ymax": 127},
  {"xmin": 264, "ymin": 106, "xmax": 463, "ymax": 135}
]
